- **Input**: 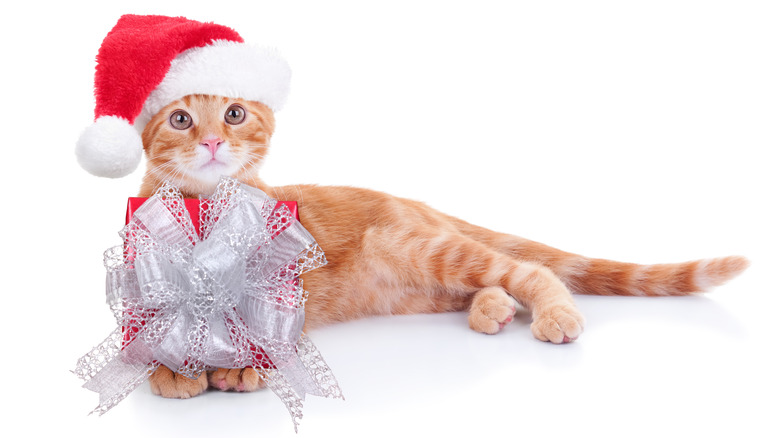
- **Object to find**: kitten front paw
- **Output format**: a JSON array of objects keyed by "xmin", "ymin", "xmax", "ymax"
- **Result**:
[
  {"xmin": 149, "ymin": 365, "xmax": 208, "ymax": 399},
  {"xmin": 468, "ymin": 287, "xmax": 517, "ymax": 335},
  {"xmin": 208, "ymin": 368, "xmax": 266, "ymax": 392},
  {"xmin": 531, "ymin": 303, "xmax": 585, "ymax": 344}
]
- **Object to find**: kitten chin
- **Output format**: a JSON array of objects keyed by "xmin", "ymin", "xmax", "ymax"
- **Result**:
[
  {"xmin": 183, "ymin": 144, "xmax": 243, "ymax": 192},
  {"xmin": 179, "ymin": 172, "xmax": 227, "ymax": 196}
]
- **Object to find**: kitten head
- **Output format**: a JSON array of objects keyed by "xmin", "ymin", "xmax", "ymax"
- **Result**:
[{"xmin": 141, "ymin": 94, "xmax": 275, "ymax": 196}]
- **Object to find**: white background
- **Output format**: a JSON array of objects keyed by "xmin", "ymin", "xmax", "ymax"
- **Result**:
[{"xmin": 1, "ymin": 1, "xmax": 778, "ymax": 437}]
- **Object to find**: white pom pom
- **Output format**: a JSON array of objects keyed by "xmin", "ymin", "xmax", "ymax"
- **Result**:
[{"xmin": 76, "ymin": 116, "xmax": 143, "ymax": 178}]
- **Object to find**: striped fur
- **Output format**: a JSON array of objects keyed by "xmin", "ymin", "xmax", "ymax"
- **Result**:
[{"xmin": 140, "ymin": 94, "xmax": 749, "ymax": 397}]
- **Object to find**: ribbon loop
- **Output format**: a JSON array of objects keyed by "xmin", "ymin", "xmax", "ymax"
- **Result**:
[{"xmin": 75, "ymin": 177, "xmax": 341, "ymax": 429}]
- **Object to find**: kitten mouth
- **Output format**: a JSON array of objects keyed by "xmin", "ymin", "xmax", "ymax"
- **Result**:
[{"xmin": 201, "ymin": 158, "xmax": 226, "ymax": 169}]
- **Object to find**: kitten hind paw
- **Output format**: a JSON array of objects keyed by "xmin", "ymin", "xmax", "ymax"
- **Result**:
[
  {"xmin": 531, "ymin": 303, "xmax": 584, "ymax": 344},
  {"xmin": 468, "ymin": 287, "xmax": 517, "ymax": 335}
]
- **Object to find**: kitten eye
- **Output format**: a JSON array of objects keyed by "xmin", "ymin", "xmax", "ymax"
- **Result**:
[
  {"xmin": 225, "ymin": 104, "xmax": 246, "ymax": 125},
  {"xmin": 169, "ymin": 110, "xmax": 193, "ymax": 130}
]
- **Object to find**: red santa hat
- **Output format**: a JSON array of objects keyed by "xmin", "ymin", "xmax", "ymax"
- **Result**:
[{"xmin": 76, "ymin": 15, "xmax": 291, "ymax": 178}]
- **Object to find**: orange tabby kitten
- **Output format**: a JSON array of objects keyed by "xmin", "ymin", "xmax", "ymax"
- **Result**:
[{"xmin": 139, "ymin": 94, "xmax": 748, "ymax": 398}]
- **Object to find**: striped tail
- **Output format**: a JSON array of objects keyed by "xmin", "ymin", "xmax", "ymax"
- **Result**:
[
  {"xmin": 449, "ymin": 216, "xmax": 750, "ymax": 297},
  {"xmin": 557, "ymin": 255, "xmax": 750, "ymax": 297}
]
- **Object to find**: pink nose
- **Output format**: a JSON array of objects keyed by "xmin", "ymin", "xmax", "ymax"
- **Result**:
[{"xmin": 200, "ymin": 135, "xmax": 224, "ymax": 156}]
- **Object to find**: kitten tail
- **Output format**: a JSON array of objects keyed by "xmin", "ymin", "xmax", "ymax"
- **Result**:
[{"xmin": 560, "ymin": 255, "xmax": 750, "ymax": 297}]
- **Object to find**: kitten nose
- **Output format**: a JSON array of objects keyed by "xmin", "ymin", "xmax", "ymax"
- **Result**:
[{"xmin": 200, "ymin": 135, "xmax": 224, "ymax": 156}]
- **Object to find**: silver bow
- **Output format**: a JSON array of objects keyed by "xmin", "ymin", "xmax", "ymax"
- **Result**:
[{"xmin": 74, "ymin": 177, "xmax": 342, "ymax": 430}]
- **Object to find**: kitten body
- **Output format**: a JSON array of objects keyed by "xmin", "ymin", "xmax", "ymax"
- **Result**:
[{"xmin": 140, "ymin": 94, "xmax": 748, "ymax": 397}]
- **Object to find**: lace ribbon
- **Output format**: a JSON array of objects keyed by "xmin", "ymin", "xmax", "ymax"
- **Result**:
[{"xmin": 74, "ymin": 177, "xmax": 342, "ymax": 430}]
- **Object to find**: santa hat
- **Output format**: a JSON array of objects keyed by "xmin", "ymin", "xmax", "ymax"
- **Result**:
[{"xmin": 76, "ymin": 14, "xmax": 291, "ymax": 178}]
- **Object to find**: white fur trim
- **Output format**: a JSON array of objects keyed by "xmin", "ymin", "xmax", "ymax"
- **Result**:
[
  {"xmin": 134, "ymin": 40, "xmax": 291, "ymax": 133},
  {"xmin": 76, "ymin": 116, "xmax": 143, "ymax": 178}
]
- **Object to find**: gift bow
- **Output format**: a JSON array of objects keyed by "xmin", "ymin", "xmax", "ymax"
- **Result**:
[{"xmin": 74, "ymin": 177, "xmax": 341, "ymax": 430}]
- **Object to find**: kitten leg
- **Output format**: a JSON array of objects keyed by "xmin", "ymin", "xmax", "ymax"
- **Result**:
[
  {"xmin": 510, "ymin": 263, "xmax": 584, "ymax": 343},
  {"xmin": 366, "ymin": 227, "xmax": 583, "ymax": 343},
  {"xmin": 208, "ymin": 368, "xmax": 266, "ymax": 392},
  {"xmin": 468, "ymin": 287, "xmax": 516, "ymax": 334},
  {"xmin": 149, "ymin": 365, "xmax": 208, "ymax": 399},
  {"xmin": 420, "ymin": 232, "xmax": 584, "ymax": 343}
]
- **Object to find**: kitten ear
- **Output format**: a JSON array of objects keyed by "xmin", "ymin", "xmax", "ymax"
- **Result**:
[{"xmin": 76, "ymin": 115, "xmax": 143, "ymax": 178}]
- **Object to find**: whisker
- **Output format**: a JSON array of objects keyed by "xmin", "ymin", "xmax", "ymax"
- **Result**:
[
  {"xmin": 150, "ymin": 162, "xmax": 180, "ymax": 184},
  {"xmin": 146, "ymin": 157, "xmax": 177, "ymax": 173},
  {"xmin": 150, "ymin": 160, "xmax": 187, "ymax": 188}
]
